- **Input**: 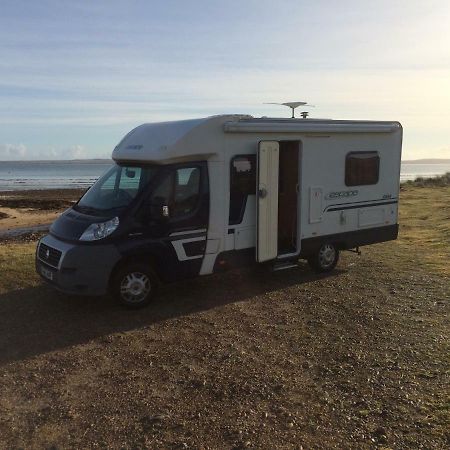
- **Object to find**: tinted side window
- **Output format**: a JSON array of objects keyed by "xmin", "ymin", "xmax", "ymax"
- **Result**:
[
  {"xmin": 345, "ymin": 152, "xmax": 380, "ymax": 186},
  {"xmin": 229, "ymin": 155, "xmax": 256, "ymax": 225},
  {"xmin": 151, "ymin": 166, "xmax": 201, "ymax": 219},
  {"xmin": 151, "ymin": 171, "xmax": 174, "ymax": 204},
  {"xmin": 173, "ymin": 167, "xmax": 200, "ymax": 218}
]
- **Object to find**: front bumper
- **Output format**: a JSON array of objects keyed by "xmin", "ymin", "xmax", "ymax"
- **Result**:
[{"xmin": 36, "ymin": 234, "xmax": 121, "ymax": 296}]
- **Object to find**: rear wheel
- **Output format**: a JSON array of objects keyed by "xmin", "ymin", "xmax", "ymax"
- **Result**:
[
  {"xmin": 308, "ymin": 243, "xmax": 339, "ymax": 273},
  {"xmin": 112, "ymin": 262, "xmax": 158, "ymax": 308}
]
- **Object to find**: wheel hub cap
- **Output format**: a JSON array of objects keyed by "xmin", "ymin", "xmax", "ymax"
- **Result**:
[
  {"xmin": 319, "ymin": 245, "xmax": 335, "ymax": 267},
  {"xmin": 120, "ymin": 272, "xmax": 151, "ymax": 303}
]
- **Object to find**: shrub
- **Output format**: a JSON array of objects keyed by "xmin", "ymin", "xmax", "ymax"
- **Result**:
[{"xmin": 402, "ymin": 172, "xmax": 450, "ymax": 187}]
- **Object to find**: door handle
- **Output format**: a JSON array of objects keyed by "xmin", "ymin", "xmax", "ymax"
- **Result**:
[{"xmin": 258, "ymin": 187, "xmax": 268, "ymax": 198}]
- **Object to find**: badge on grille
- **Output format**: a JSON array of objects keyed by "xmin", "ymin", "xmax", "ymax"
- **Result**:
[{"xmin": 46, "ymin": 249, "xmax": 50, "ymax": 259}]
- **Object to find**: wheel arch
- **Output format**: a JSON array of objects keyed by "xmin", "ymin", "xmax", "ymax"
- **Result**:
[
  {"xmin": 301, "ymin": 237, "xmax": 344, "ymax": 259},
  {"xmin": 108, "ymin": 253, "xmax": 161, "ymax": 291}
]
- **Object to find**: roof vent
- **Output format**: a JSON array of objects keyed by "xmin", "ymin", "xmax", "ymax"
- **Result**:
[{"xmin": 264, "ymin": 101, "xmax": 314, "ymax": 118}]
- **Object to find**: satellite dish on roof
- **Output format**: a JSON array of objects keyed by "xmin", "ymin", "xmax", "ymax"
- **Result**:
[{"xmin": 264, "ymin": 101, "xmax": 315, "ymax": 118}]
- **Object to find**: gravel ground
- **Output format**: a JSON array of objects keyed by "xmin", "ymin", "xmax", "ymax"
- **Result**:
[{"xmin": 0, "ymin": 187, "xmax": 448, "ymax": 449}]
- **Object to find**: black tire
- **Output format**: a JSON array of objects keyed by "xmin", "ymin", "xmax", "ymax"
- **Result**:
[
  {"xmin": 111, "ymin": 262, "xmax": 159, "ymax": 308},
  {"xmin": 307, "ymin": 243, "xmax": 339, "ymax": 273}
]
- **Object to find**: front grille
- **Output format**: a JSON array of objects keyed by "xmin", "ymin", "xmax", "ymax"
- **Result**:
[{"xmin": 38, "ymin": 243, "xmax": 62, "ymax": 268}]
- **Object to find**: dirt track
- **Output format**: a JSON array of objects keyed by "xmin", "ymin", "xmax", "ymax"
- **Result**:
[{"xmin": 0, "ymin": 186, "xmax": 449, "ymax": 448}]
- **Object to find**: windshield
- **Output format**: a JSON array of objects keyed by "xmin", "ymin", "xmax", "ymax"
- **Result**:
[{"xmin": 76, "ymin": 164, "xmax": 158, "ymax": 213}]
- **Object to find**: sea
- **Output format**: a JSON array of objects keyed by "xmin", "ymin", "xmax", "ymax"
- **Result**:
[{"xmin": 0, "ymin": 160, "xmax": 449, "ymax": 191}]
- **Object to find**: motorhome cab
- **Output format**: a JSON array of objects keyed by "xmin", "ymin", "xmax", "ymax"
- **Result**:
[{"xmin": 36, "ymin": 113, "xmax": 402, "ymax": 307}]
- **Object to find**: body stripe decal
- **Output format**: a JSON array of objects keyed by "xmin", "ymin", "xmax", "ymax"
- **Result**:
[
  {"xmin": 169, "ymin": 229, "xmax": 207, "ymax": 237},
  {"xmin": 323, "ymin": 197, "xmax": 398, "ymax": 212},
  {"xmin": 326, "ymin": 200, "xmax": 398, "ymax": 212},
  {"xmin": 171, "ymin": 236, "xmax": 206, "ymax": 261},
  {"xmin": 167, "ymin": 232, "xmax": 207, "ymax": 242}
]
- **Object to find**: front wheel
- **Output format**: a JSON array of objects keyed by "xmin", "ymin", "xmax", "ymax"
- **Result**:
[
  {"xmin": 307, "ymin": 243, "xmax": 339, "ymax": 273},
  {"xmin": 112, "ymin": 263, "xmax": 158, "ymax": 308}
]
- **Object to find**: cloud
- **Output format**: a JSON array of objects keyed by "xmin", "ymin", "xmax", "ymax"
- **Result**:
[
  {"xmin": 0, "ymin": 143, "xmax": 28, "ymax": 160},
  {"xmin": 0, "ymin": 143, "xmax": 90, "ymax": 160},
  {"xmin": 36, "ymin": 145, "xmax": 88, "ymax": 160},
  {"xmin": 66, "ymin": 145, "xmax": 87, "ymax": 159}
]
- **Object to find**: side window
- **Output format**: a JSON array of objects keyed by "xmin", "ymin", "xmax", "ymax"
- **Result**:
[
  {"xmin": 229, "ymin": 155, "xmax": 256, "ymax": 225},
  {"xmin": 173, "ymin": 167, "xmax": 201, "ymax": 218},
  {"xmin": 151, "ymin": 171, "xmax": 174, "ymax": 204},
  {"xmin": 345, "ymin": 152, "xmax": 380, "ymax": 186},
  {"xmin": 151, "ymin": 166, "xmax": 201, "ymax": 219}
]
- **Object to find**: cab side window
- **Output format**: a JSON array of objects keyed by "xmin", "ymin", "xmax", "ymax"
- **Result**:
[
  {"xmin": 229, "ymin": 155, "xmax": 256, "ymax": 224},
  {"xmin": 151, "ymin": 171, "xmax": 173, "ymax": 204},
  {"xmin": 151, "ymin": 166, "xmax": 201, "ymax": 219},
  {"xmin": 173, "ymin": 167, "xmax": 200, "ymax": 218}
]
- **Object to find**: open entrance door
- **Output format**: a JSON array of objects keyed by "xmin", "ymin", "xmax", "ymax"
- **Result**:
[
  {"xmin": 278, "ymin": 141, "xmax": 299, "ymax": 255},
  {"xmin": 257, "ymin": 141, "xmax": 279, "ymax": 262}
]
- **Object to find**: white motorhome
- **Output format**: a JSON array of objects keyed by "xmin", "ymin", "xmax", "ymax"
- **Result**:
[{"xmin": 36, "ymin": 113, "xmax": 402, "ymax": 307}]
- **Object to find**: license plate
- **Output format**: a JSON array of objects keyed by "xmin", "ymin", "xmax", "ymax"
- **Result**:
[{"xmin": 40, "ymin": 265, "xmax": 54, "ymax": 281}]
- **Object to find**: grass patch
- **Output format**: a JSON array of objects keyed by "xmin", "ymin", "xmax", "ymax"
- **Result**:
[
  {"xmin": 0, "ymin": 242, "xmax": 40, "ymax": 293},
  {"xmin": 395, "ymin": 185, "xmax": 450, "ymax": 275}
]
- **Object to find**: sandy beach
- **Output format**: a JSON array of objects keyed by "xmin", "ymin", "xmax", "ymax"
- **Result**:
[{"xmin": 0, "ymin": 189, "xmax": 84, "ymax": 235}]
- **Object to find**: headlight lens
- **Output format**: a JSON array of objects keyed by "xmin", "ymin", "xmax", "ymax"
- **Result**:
[{"xmin": 79, "ymin": 217, "xmax": 119, "ymax": 241}]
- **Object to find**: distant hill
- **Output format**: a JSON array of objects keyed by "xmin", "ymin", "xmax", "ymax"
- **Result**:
[{"xmin": 402, "ymin": 158, "xmax": 450, "ymax": 164}]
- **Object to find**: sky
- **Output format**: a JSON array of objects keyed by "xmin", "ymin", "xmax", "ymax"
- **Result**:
[{"xmin": 0, "ymin": 0, "xmax": 449, "ymax": 161}]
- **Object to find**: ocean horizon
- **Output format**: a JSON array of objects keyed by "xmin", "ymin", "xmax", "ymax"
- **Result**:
[{"xmin": 1, "ymin": 159, "xmax": 449, "ymax": 191}]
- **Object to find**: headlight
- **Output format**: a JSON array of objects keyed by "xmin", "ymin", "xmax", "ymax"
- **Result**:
[{"xmin": 79, "ymin": 217, "xmax": 119, "ymax": 241}]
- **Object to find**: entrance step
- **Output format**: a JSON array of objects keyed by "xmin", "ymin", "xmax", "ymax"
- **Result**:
[{"xmin": 272, "ymin": 261, "xmax": 299, "ymax": 271}]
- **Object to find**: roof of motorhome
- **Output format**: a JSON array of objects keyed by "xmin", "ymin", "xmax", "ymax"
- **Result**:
[
  {"xmin": 224, "ymin": 116, "xmax": 402, "ymax": 133},
  {"xmin": 112, "ymin": 114, "xmax": 402, "ymax": 164}
]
